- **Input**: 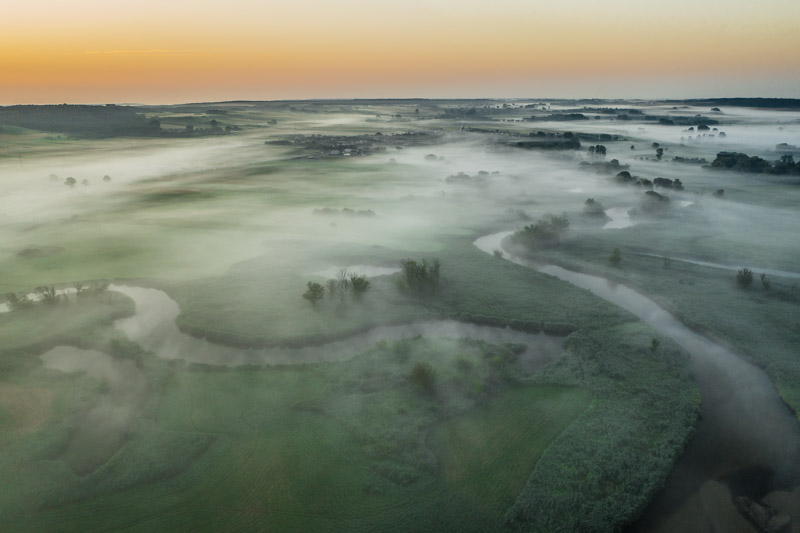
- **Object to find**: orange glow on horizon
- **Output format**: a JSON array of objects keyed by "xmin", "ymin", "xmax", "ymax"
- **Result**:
[{"xmin": 2, "ymin": 0, "xmax": 799, "ymax": 103}]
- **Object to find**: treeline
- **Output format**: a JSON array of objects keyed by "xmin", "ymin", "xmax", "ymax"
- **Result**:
[
  {"xmin": 710, "ymin": 152, "xmax": 800, "ymax": 175},
  {"xmin": 514, "ymin": 131, "xmax": 581, "ymax": 150},
  {"xmin": 682, "ymin": 98, "xmax": 800, "ymax": 109},
  {"xmin": 525, "ymin": 113, "xmax": 589, "ymax": 121}
]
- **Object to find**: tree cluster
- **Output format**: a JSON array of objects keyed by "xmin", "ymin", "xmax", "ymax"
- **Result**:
[
  {"xmin": 400, "ymin": 258, "xmax": 441, "ymax": 293},
  {"xmin": 710, "ymin": 152, "xmax": 800, "ymax": 175},
  {"xmin": 653, "ymin": 177, "xmax": 684, "ymax": 191},
  {"xmin": 512, "ymin": 213, "xmax": 570, "ymax": 248},
  {"xmin": 613, "ymin": 171, "xmax": 668, "ymax": 190},
  {"xmin": 588, "ymin": 145, "xmax": 607, "ymax": 156},
  {"xmin": 582, "ymin": 198, "xmax": 606, "ymax": 217},
  {"xmin": 5, "ymin": 281, "xmax": 109, "ymax": 311},
  {"xmin": 302, "ymin": 269, "xmax": 371, "ymax": 307},
  {"xmin": 639, "ymin": 191, "xmax": 671, "ymax": 215}
]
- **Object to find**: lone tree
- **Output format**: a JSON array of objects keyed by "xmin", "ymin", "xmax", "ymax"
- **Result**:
[
  {"xmin": 302, "ymin": 281, "xmax": 325, "ymax": 306},
  {"xmin": 609, "ymin": 248, "xmax": 622, "ymax": 267},
  {"xmin": 409, "ymin": 362, "xmax": 437, "ymax": 394},
  {"xmin": 736, "ymin": 268, "xmax": 753, "ymax": 288},
  {"xmin": 650, "ymin": 338, "xmax": 661, "ymax": 352}
]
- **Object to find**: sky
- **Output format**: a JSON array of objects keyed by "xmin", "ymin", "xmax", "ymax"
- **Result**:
[{"xmin": 1, "ymin": 0, "xmax": 799, "ymax": 104}]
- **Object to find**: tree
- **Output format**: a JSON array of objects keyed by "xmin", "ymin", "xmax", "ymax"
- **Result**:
[
  {"xmin": 35, "ymin": 286, "xmax": 58, "ymax": 305},
  {"xmin": 325, "ymin": 279, "xmax": 339, "ymax": 302},
  {"xmin": 303, "ymin": 281, "xmax": 325, "ymax": 306},
  {"xmin": 641, "ymin": 190, "xmax": 671, "ymax": 215},
  {"xmin": 74, "ymin": 282, "xmax": 86, "ymax": 296},
  {"xmin": 736, "ymin": 268, "xmax": 753, "ymax": 287},
  {"xmin": 609, "ymin": 248, "xmax": 622, "ymax": 267},
  {"xmin": 103, "ymin": 175, "xmax": 111, "ymax": 182},
  {"xmin": 335, "ymin": 269, "xmax": 351, "ymax": 304},
  {"xmin": 64, "ymin": 177, "xmax": 76, "ymax": 186},
  {"xmin": 349, "ymin": 274, "xmax": 370, "ymax": 298},
  {"xmin": 410, "ymin": 362, "xmax": 437, "ymax": 394},
  {"xmin": 5, "ymin": 292, "xmax": 31, "ymax": 310},
  {"xmin": 650, "ymin": 338, "xmax": 661, "ymax": 352},
  {"xmin": 583, "ymin": 198, "xmax": 606, "ymax": 216},
  {"xmin": 656, "ymin": 148, "xmax": 664, "ymax": 160},
  {"xmin": 87, "ymin": 281, "xmax": 109, "ymax": 296}
]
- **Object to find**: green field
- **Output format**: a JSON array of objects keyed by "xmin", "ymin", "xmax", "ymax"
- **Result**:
[{"xmin": 2, "ymin": 333, "xmax": 592, "ymax": 532}]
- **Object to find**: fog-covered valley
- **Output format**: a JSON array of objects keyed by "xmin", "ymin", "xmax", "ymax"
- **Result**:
[{"xmin": 1, "ymin": 99, "xmax": 799, "ymax": 531}]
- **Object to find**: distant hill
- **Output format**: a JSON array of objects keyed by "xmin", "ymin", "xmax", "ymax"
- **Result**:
[{"xmin": 0, "ymin": 104, "xmax": 159, "ymax": 137}]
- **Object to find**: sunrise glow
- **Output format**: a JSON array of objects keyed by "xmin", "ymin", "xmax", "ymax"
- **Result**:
[{"xmin": 2, "ymin": 0, "xmax": 799, "ymax": 103}]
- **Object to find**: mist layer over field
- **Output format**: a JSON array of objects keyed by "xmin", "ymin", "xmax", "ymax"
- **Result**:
[{"xmin": 1, "ymin": 100, "xmax": 798, "ymax": 531}]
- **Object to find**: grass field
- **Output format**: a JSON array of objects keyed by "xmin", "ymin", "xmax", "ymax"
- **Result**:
[{"xmin": 4, "ymin": 344, "xmax": 591, "ymax": 532}]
